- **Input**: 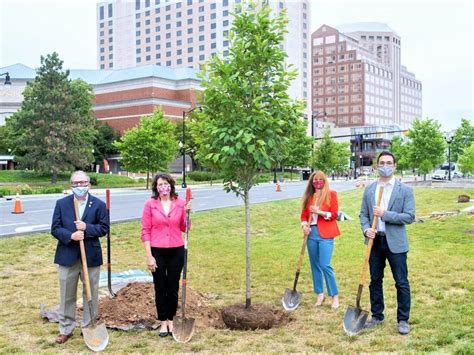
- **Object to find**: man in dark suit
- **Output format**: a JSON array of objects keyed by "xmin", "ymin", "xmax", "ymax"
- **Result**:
[
  {"xmin": 51, "ymin": 171, "xmax": 108, "ymax": 344},
  {"xmin": 359, "ymin": 151, "xmax": 415, "ymax": 335}
]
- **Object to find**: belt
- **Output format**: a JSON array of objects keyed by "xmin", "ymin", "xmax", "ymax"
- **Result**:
[{"xmin": 376, "ymin": 232, "xmax": 386, "ymax": 237}]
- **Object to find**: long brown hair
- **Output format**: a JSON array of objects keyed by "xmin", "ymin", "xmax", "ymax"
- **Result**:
[{"xmin": 302, "ymin": 171, "xmax": 331, "ymax": 209}]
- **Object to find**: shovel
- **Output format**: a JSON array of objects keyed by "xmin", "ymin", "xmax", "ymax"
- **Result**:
[
  {"xmin": 74, "ymin": 200, "xmax": 109, "ymax": 352},
  {"xmin": 282, "ymin": 231, "xmax": 309, "ymax": 311},
  {"xmin": 173, "ymin": 188, "xmax": 195, "ymax": 343},
  {"xmin": 343, "ymin": 186, "xmax": 384, "ymax": 336},
  {"xmin": 105, "ymin": 189, "xmax": 116, "ymax": 298}
]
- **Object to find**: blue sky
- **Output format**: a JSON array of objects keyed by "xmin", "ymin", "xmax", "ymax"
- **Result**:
[{"xmin": 1, "ymin": 0, "xmax": 472, "ymax": 131}]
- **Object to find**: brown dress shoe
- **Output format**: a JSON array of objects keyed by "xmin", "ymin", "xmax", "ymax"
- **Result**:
[{"xmin": 56, "ymin": 333, "xmax": 72, "ymax": 344}]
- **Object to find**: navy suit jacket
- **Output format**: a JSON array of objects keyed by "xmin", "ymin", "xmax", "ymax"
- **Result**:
[{"xmin": 51, "ymin": 194, "xmax": 109, "ymax": 267}]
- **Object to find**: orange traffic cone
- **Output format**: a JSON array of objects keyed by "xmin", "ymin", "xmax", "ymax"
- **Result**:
[
  {"xmin": 12, "ymin": 192, "xmax": 24, "ymax": 214},
  {"xmin": 276, "ymin": 181, "xmax": 282, "ymax": 192}
]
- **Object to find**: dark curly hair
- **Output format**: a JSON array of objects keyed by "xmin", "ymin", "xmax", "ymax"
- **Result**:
[{"xmin": 151, "ymin": 173, "xmax": 178, "ymax": 200}]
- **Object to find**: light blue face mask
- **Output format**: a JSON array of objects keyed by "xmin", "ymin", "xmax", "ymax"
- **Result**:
[
  {"xmin": 72, "ymin": 186, "xmax": 89, "ymax": 198},
  {"xmin": 378, "ymin": 166, "xmax": 394, "ymax": 177}
]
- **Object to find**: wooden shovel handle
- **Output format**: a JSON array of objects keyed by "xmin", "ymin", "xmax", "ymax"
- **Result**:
[
  {"xmin": 358, "ymin": 186, "xmax": 384, "ymax": 286},
  {"xmin": 74, "ymin": 200, "xmax": 92, "ymax": 302}
]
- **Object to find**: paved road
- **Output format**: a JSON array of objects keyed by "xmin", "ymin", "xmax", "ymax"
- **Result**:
[{"xmin": 0, "ymin": 180, "xmax": 356, "ymax": 237}]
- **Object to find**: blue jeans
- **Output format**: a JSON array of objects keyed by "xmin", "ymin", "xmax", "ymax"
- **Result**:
[
  {"xmin": 307, "ymin": 226, "xmax": 338, "ymax": 296},
  {"xmin": 369, "ymin": 234, "xmax": 411, "ymax": 322}
]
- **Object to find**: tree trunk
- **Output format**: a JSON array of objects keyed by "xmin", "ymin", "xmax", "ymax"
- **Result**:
[
  {"xmin": 146, "ymin": 171, "xmax": 150, "ymax": 189},
  {"xmin": 51, "ymin": 172, "xmax": 57, "ymax": 184},
  {"xmin": 244, "ymin": 189, "xmax": 251, "ymax": 309}
]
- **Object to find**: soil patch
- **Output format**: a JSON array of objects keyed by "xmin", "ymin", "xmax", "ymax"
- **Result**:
[
  {"xmin": 221, "ymin": 303, "xmax": 291, "ymax": 330},
  {"xmin": 78, "ymin": 282, "xmax": 225, "ymax": 331}
]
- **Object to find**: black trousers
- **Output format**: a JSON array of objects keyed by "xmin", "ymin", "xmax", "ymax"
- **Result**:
[
  {"xmin": 369, "ymin": 233, "xmax": 411, "ymax": 322},
  {"xmin": 151, "ymin": 246, "xmax": 185, "ymax": 321}
]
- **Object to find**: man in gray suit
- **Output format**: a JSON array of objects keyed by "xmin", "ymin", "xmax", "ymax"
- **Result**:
[{"xmin": 359, "ymin": 151, "xmax": 415, "ymax": 335}]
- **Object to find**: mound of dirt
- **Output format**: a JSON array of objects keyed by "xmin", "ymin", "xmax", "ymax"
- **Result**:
[{"xmin": 79, "ymin": 282, "xmax": 225, "ymax": 331}]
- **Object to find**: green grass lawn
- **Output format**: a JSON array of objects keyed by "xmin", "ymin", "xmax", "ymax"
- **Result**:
[{"xmin": 0, "ymin": 187, "xmax": 472, "ymax": 352}]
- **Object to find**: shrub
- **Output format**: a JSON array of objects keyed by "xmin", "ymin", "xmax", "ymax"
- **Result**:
[
  {"xmin": 0, "ymin": 187, "xmax": 14, "ymax": 197},
  {"xmin": 39, "ymin": 185, "xmax": 67, "ymax": 194},
  {"xmin": 188, "ymin": 171, "xmax": 221, "ymax": 181},
  {"xmin": 89, "ymin": 176, "xmax": 98, "ymax": 186},
  {"xmin": 17, "ymin": 184, "xmax": 34, "ymax": 195}
]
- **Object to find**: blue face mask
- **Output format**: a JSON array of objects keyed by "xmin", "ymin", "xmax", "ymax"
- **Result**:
[
  {"xmin": 72, "ymin": 186, "xmax": 89, "ymax": 198},
  {"xmin": 378, "ymin": 166, "xmax": 394, "ymax": 177}
]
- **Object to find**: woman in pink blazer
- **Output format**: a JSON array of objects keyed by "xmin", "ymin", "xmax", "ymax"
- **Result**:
[{"xmin": 141, "ymin": 173, "xmax": 191, "ymax": 337}]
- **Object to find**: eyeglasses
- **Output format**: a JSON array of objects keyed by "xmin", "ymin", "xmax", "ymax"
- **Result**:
[
  {"xmin": 71, "ymin": 181, "xmax": 89, "ymax": 187},
  {"xmin": 378, "ymin": 162, "xmax": 394, "ymax": 167}
]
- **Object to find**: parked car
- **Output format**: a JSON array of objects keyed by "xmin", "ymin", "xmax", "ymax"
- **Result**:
[
  {"xmin": 453, "ymin": 171, "xmax": 464, "ymax": 178},
  {"xmin": 432, "ymin": 170, "xmax": 447, "ymax": 180}
]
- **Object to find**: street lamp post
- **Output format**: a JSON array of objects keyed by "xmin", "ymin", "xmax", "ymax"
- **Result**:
[
  {"xmin": 444, "ymin": 132, "xmax": 453, "ymax": 181},
  {"xmin": 309, "ymin": 111, "xmax": 327, "ymax": 172},
  {"xmin": 181, "ymin": 106, "xmax": 202, "ymax": 188},
  {"xmin": 0, "ymin": 72, "xmax": 12, "ymax": 85}
]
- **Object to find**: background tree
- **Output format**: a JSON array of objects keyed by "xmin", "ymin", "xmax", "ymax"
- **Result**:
[
  {"xmin": 407, "ymin": 118, "xmax": 445, "ymax": 180},
  {"xmin": 418, "ymin": 159, "xmax": 433, "ymax": 178},
  {"xmin": 281, "ymin": 123, "xmax": 312, "ymax": 180},
  {"xmin": 4, "ymin": 52, "xmax": 97, "ymax": 183},
  {"xmin": 458, "ymin": 142, "xmax": 474, "ymax": 175},
  {"xmin": 174, "ymin": 116, "xmax": 200, "ymax": 170},
  {"xmin": 192, "ymin": 2, "xmax": 305, "ymax": 308},
  {"xmin": 450, "ymin": 118, "xmax": 474, "ymax": 162},
  {"xmin": 311, "ymin": 129, "xmax": 350, "ymax": 175},
  {"xmin": 390, "ymin": 135, "xmax": 411, "ymax": 175},
  {"xmin": 93, "ymin": 124, "xmax": 120, "ymax": 168},
  {"xmin": 113, "ymin": 109, "xmax": 178, "ymax": 189}
]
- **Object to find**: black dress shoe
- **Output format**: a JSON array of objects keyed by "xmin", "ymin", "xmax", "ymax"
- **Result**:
[
  {"xmin": 159, "ymin": 331, "xmax": 169, "ymax": 337},
  {"xmin": 168, "ymin": 331, "xmax": 173, "ymax": 337}
]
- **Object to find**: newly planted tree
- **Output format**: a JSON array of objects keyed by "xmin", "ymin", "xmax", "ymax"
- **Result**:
[
  {"xmin": 114, "ymin": 109, "xmax": 178, "ymax": 189},
  {"xmin": 193, "ymin": 2, "xmax": 305, "ymax": 309}
]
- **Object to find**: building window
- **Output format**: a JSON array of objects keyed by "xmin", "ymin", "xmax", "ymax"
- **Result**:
[
  {"xmin": 99, "ymin": 6, "xmax": 104, "ymax": 20},
  {"xmin": 199, "ymin": 25, "xmax": 204, "ymax": 32},
  {"xmin": 135, "ymin": 0, "xmax": 140, "ymax": 10},
  {"xmin": 187, "ymin": 28, "xmax": 193, "ymax": 34},
  {"xmin": 211, "ymin": 43, "xmax": 216, "ymax": 49},
  {"xmin": 136, "ymin": 57, "xmax": 141, "ymax": 63},
  {"xmin": 188, "ymin": 47, "xmax": 193, "ymax": 53},
  {"xmin": 166, "ymin": 42, "xmax": 171, "ymax": 48},
  {"xmin": 145, "ymin": 28, "xmax": 150, "ymax": 34},
  {"xmin": 100, "ymin": 64, "xmax": 105, "ymax": 69},
  {"xmin": 177, "ymin": 49, "xmax": 182, "ymax": 55},
  {"xmin": 166, "ymin": 32, "xmax": 171, "ymax": 38},
  {"xmin": 187, "ymin": 18, "xmax": 193, "ymax": 24},
  {"xmin": 223, "ymin": 40, "xmax": 228, "ymax": 46},
  {"xmin": 177, "ymin": 11, "xmax": 181, "ymax": 18},
  {"xmin": 156, "ymin": 44, "xmax": 161, "ymax": 50},
  {"xmin": 188, "ymin": 56, "xmax": 193, "ymax": 62},
  {"xmin": 211, "ymin": 13, "xmax": 216, "ymax": 19},
  {"xmin": 177, "ymin": 59, "xmax": 182, "ymax": 64},
  {"xmin": 199, "ymin": 15, "xmax": 204, "ymax": 22},
  {"xmin": 223, "ymin": 0, "xmax": 228, "ymax": 6},
  {"xmin": 136, "ymin": 22, "xmax": 140, "ymax": 28},
  {"xmin": 187, "ymin": 8, "xmax": 192, "ymax": 15},
  {"xmin": 176, "ymin": 2, "xmax": 181, "ymax": 8},
  {"xmin": 145, "ymin": 10, "xmax": 150, "ymax": 16},
  {"xmin": 166, "ymin": 14, "xmax": 171, "ymax": 20},
  {"xmin": 136, "ymin": 48, "xmax": 141, "ymax": 54},
  {"xmin": 199, "ymin": 35, "xmax": 205, "ymax": 41},
  {"xmin": 136, "ymin": 13, "xmax": 140, "ymax": 19},
  {"xmin": 166, "ymin": 60, "xmax": 171, "ymax": 66},
  {"xmin": 155, "ymin": 8, "xmax": 160, "ymax": 14},
  {"xmin": 145, "ymin": 0, "xmax": 150, "ymax": 7},
  {"xmin": 109, "ymin": 62, "xmax": 113, "ymax": 68},
  {"xmin": 210, "ymin": 3, "xmax": 216, "ymax": 9},
  {"xmin": 100, "ymin": 47, "xmax": 105, "ymax": 53},
  {"xmin": 187, "ymin": 37, "xmax": 193, "ymax": 43},
  {"xmin": 155, "ymin": 26, "xmax": 160, "ymax": 32},
  {"xmin": 199, "ymin": 6, "xmax": 204, "ymax": 12},
  {"xmin": 156, "ymin": 53, "xmax": 161, "ymax": 59},
  {"xmin": 223, "ymin": 10, "xmax": 228, "ymax": 16},
  {"xmin": 223, "ymin": 20, "xmax": 229, "ymax": 26},
  {"xmin": 100, "ymin": 39, "xmax": 105, "ymax": 44},
  {"xmin": 166, "ymin": 23, "xmax": 171, "ymax": 29},
  {"xmin": 136, "ymin": 30, "xmax": 140, "ymax": 36},
  {"xmin": 166, "ymin": 51, "xmax": 171, "ymax": 57},
  {"xmin": 199, "ymin": 54, "xmax": 205, "ymax": 60},
  {"xmin": 155, "ymin": 35, "xmax": 160, "ymax": 41},
  {"xmin": 146, "ymin": 19, "xmax": 151, "ymax": 25},
  {"xmin": 177, "ymin": 22, "xmax": 181, "ymax": 28},
  {"xmin": 177, "ymin": 39, "xmax": 182, "ymax": 46},
  {"xmin": 199, "ymin": 44, "xmax": 204, "ymax": 51},
  {"xmin": 187, "ymin": 0, "xmax": 192, "ymax": 5},
  {"xmin": 211, "ymin": 32, "xmax": 216, "ymax": 39},
  {"xmin": 166, "ymin": 5, "xmax": 171, "ymax": 11}
]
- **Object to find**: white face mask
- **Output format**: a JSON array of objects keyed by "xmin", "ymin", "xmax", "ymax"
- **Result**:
[
  {"xmin": 378, "ymin": 166, "xmax": 394, "ymax": 177},
  {"xmin": 72, "ymin": 186, "xmax": 89, "ymax": 198}
]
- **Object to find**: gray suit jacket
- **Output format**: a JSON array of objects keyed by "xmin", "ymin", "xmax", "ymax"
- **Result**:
[{"xmin": 359, "ymin": 179, "xmax": 415, "ymax": 253}]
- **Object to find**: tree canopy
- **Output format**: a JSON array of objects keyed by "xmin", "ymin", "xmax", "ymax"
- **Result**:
[
  {"xmin": 4, "ymin": 52, "xmax": 97, "ymax": 183},
  {"xmin": 113, "ymin": 109, "xmax": 178, "ymax": 189}
]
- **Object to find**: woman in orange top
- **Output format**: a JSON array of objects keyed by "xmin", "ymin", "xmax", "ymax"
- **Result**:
[{"xmin": 301, "ymin": 170, "xmax": 341, "ymax": 309}]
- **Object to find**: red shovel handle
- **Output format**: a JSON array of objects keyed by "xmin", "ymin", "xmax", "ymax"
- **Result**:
[{"xmin": 186, "ymin": 187, "xmax": 192, "ymax": 203}]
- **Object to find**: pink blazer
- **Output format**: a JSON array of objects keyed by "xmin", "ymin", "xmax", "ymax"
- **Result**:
[{"xmin": 140, "ymin": 197, "xmax": 190, "ymax": 248}]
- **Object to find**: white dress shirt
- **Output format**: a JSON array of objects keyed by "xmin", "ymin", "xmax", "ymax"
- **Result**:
[{"xmin": 375, "ymin": 176, "xmax": 395, "ymax": 232}]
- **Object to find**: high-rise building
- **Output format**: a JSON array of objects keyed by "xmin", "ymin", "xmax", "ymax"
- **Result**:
[
  {"xmin": 311, "ymin": 23, "xmax": 422, "ymax": 131},
  {"xmin": 96, "ymin": 0, "xmax": 310, "ymax": 107}
]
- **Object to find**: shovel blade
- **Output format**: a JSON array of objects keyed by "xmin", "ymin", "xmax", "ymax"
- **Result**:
[
  {"xmin": 172, "ymin": 315, "xmax": 195, "ymax": 343},
  {"xmin": 343, "ymin": 305, "xmax": 369, "ymax": 337},
  {"xmin": 282, "ymin": 288, "xmax": 302, "ymax": 311},
  {"xmin": 82, "ymin": 323, "xmax": 109, "ymax": 352}
]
